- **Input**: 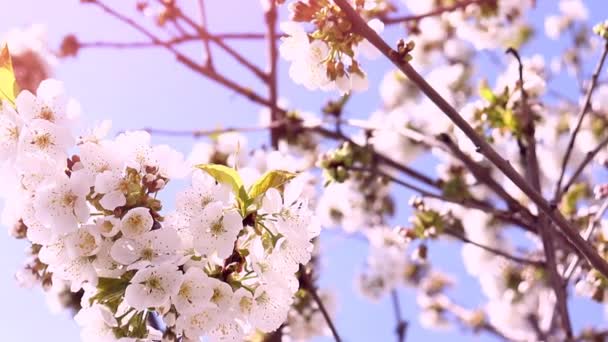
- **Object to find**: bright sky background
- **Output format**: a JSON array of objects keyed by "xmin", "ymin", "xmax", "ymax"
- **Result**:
[{"xmin": 1, "ymin": 1, "xmax": 608, "ymax": 341}]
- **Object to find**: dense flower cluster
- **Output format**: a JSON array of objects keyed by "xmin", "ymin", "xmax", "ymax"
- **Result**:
[
  {"xmin": 280, "ymin": 0, "xmax": 384, "ymax": 93},
  {"xmin": 0, "ymin": 79, "xmax": 321, "ymax": 341}
]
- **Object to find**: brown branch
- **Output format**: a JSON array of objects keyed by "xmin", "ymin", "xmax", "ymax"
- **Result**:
[
  {"xmin": 176, "ymin": 10, "xmax": 268, "ymax": 82},
  {"xmin": 563, "ymin": 199, "xmax": 608, "ymax": 281},
  {"xmin": 266, "ymin": 2, "xmax": 281, "ymax": 148},
  {"xmin": 332, "ymin": 0, "xmax": 608, "ymax": 279},
  {"xmin": 141, "ymin": 120, "xmax": 287, "ymax": 138},
  {"xmin": 313, "ymin": 126, "xmax": 441, "ymax": 188},
  {"xmin": 381, "ymin": 0, "xmax": 490, "ymax": 25},
  {"xmin": 299, "ymin": 265, "xmax": 341, "ymax": 342},
  {"xmin": 446, "ymin": 228, "xmax": 546, "ymax": 267},
  {"xmin": 196, "ymin": 0, "xmax": 214, "ymax": 69},
  {"xmin": 352, "ymin": 165, "xmax": 539, "ymax": 233},
  {"xmin": 562, "ymin": 133, "xmax": 608, "ymax": 195},
  {"xmin": 86, "ymin": 1, "xmax": 277, "ymax": 113},
  {"xmin": 507, "ymin": 47, "xmax": 572, "ymax": 338},
  {"xmin": 436, "ymin": 133, "xmax": 534, "ymax": 220},
  {"xmin": 554, "ymin": 42, "xmax": 608, "ymax": 201},
  {"xmin": 390, "ymin": 290, "xmax": 408, "ymax": 342},
  {"xmin": 78, "ymin": 36, "xmax": 199, "ymax": 49}
]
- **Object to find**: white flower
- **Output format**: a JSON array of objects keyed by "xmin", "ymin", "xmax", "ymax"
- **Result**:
[
  {"xmin": 172, "ymin": 267, "xmax": 214, "ymax": 314},
  {"xmin": 250, "ymin": 284, "xmax": 293, "ymax": 332},
  {"xmin": 544, "ymin": 15, "xmax": 564, "ymax": 40},
  {"xmin": 78, "ymin": 140, "xmax": 124, "ymax": 175},
  {"xmin": 207, "ymin": 277, "xmax": 234, "ymax": 308},
  {"xmin": 175, "ymin": 278, "xmax": 234, "ymax": 338},
  {"xmin": 92, "ymin": 240, "xmax": 126, "ymax": 278},
  {"xmin": 0, "ymin": 101, "xmax": 23, "ymax": 159},
  {"xmin": 74, "ymin": 305, "xmax": 119, "ymax": 342},
  {"xmin": 152, "ymin": 144, "xmax": 188, "ymax": 179},
  {"xmin": 281, "ymin": 22, "xmax": 333, "ymax": 91},
  {"xmin": 15, "ymin": 79, "xmax": 76, "ymax": 125},
  {"xmin": 18, "ymin": 119, "xmax": 74, "ymax": 161},
  {"xmin": 65, "ymin": 226, "xmax": 102, "ymax": 258},
  {"xmin": 124, "ymin": 264, "xmax": 182, "ymax": 310},
  {"xmin": 91, "ymin": 216, "xmax": 121, "ymax": 238},
  {"xmin": 559, "ymin": 0, "xmax": 588, "ymax": 21},
  {"xmin": 120, "ymin": 207, "xmax": 154, "ymax": 238},
  {"xmin": 33, "ymin": 170, "xmax": 91, "ymax": 234},
  {"xmin": 94, "ymin": 170, "xmax": 129, "ymax": 210},
  {"xmin": 176, "ymin": 308, "xmax": 220, "ymax": 339},
  {"xmin": 110, "ymin": 228, "xmax": 181, "ymax": 269},
  {"xmin": 114, "ymin": 130, "xmax": 155, "ymax": 171},
  {"xmin": 175, "ymin": 170, "xmax": 232, "ymax": 223},
  {"xmin": 191, "ymin": 202, "xmax": 243, "ymax": 259},
  {"xmin": 216, "ymin": 132, "xmax": 248, "ymax": 167},
  {"xmin": 592, "ymin": 84, "xmax": 608, "ymax": 113},
  {"xmin": 15, "ymin": 268, "xmax": 38, "ymax": 288}
]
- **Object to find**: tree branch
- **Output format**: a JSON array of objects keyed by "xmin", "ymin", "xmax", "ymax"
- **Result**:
[
  {"xmin": 332, "ymin": 0, "xmax": 608, "ymax": 279},
  {"xmin": 196, "ymin": 0, "xmax": 214, "ymax": 69},
  {"xmin": 554, "ymin": 42, "xmax": 608, "ymax": 201},
  {"xmin": 507, "ymin": 47, "xmax": 572, "ymax": 338},
  {"xmin": 86, "ymin": 0, "xmax": 275, "ymax": 110},
  {"xmin": 266, "ymin": 1, "xmax": 281, "ymax": 148},
  {"xmin": 445, "ymin": 228, "xmax": 546, "ymax": 267},
  {"xmin": 390, "ymin": 290, "xmax": 408, "ymax": 342},
  {"xmin": 562, "ymin": 133, "xmax": 608, "ymax": 195},
  {"xmin": 175, "ymin": 9, "xmax": 269, "ymax": 82},
  {"xmin": 299, "ymin": 265, "xmax": 341, "ymax": 342}
]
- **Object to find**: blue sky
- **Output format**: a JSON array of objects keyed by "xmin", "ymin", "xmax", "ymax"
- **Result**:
[{"xmin": 1, "ymin": 1, "xmax": 607, "ymax": 341}]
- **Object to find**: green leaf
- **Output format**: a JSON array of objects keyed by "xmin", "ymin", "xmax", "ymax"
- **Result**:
[
  {"xmin": 0, "ymin": 44, "xmax": 19, "ymax": 106},
  {"xmin": 248, "ymin": 170, "xmax": 296, "ymax": 200},
  {"xmin": 196, "ymin": 164, "xmax": 244, "ymax": 194},
  {"xmin": 196, "ymin": 163, "xmax": 248, "ymax": 211},
  {"xmin": 479, "ymin": 83, "xmax": 495, "ymax": 102}
]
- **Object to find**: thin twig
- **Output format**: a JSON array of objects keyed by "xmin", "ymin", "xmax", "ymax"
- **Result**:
[
  {"xmin": 86, "ymin": 0, "xmax": 275, "ymax": 111},
  {"xmin": 313, "ymin": 126, "xmax": 441, "ymax": 188},
  {"xmin": 176, "ymin": 9, "xmax": 268, "ymax": 82},
  {"xmin": 563, "ymin": 199, "xmax": 608, "ymax": 282},
  {"xmin": 562, "ymin": 133, "xmax": 608, "ymax": 194},
  {"xmin": 446, "ymin": 228, "xmax": 546, "ymax": 267},
  {"xmin": 79, "ymin": 36, "xmax": 199, "ymax": 49},
  {"xmin": 141, "ymin": 120, "xmax": 287, "ymax": 138},
  {"xmin": 390, "ymin": 290, "xmax": 408, "ymax": 342},
  {"xmin": 300, "ymin": 265, "xmax": 342, "ymax": 342},
  {"xmin": 332, "ymin": 0, "xmax": 608, "ymax": 278},
  {"xmin": 554, "ymin": 42, "xmax": 608, "ymax": 201},
  {"xmin": 196, "ymin": 0, "xmax": 214, "ymax": 69}
]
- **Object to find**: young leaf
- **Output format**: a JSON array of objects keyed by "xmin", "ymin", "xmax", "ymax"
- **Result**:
[
  {"xmin": 196, "ymin": 163, "xmax": 248, "ymax": 206},
  {"xmin": 248, "ymin": 170, "xmax": 296, "ymax": 200},
  {"xmin": 0, "ymin": 44, "xmax": 19, "ymax": 106},
  {"xmin": 479, "ymin": 83, "xmax": 495, "ymax": 102}
]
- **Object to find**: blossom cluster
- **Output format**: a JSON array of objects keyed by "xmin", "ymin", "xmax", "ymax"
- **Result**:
[
  {"xmin": 280, "ymin": 0, "xmax": 384, "ymax": 94},
  {"xmin": 0, "ymin": 79, "xmax": 321, "ymax": 341}
]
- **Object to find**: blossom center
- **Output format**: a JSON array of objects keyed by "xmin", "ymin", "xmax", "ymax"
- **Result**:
[{"xmin": 33, "ymin": 133, "xmax": 54, "ymax": 149}]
